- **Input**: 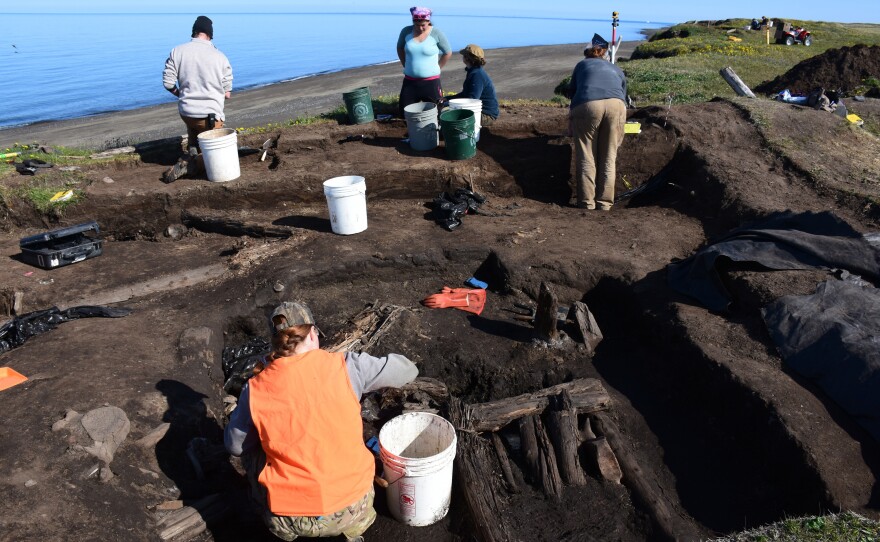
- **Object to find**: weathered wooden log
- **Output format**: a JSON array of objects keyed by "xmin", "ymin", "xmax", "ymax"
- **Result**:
[
  {"xmin": 592, "ymin": 412, "xmax": 678, "ymax": 542},
  {"xmin": 547, "ymin": 392, "xmax": 587, "ymax": 486},
  {"xmin": 534, "ymin": 415, "xmax": 563, "ymax": 499},
  {"xmin": 449, "ymin": 398, "xmax": 515, "ymax": 542},
  {"xmin": 534, "ymin": 282, "xmax": 559, "ymax": 341},
  {"xmin": 582, "ymin": 417, "xmax": 622, "ymax": 484},
  {"xmin": 519, "ymin": 415, "xmax": 540, "ymax": 481},
  {"xmin": 157, "ymin": 494, "xmax": 228, "ymax": 541},
  {"xmin": 719, "ymin": 66, "xmax": 756, "ymax": 98},
  {"xmin": 457, "ymin": 378, "xmax": 610, "ymax": 433},
  {"xmin": 491, "ymin": 432, "xmax": 520, "ymax": 493},
  {"xmin": 569, "ymin": 301, "xmax": 603, "ymax": 353},
  {"xmin": 181, "ymin": 209, "xmax": 295, "ymax": 238}
]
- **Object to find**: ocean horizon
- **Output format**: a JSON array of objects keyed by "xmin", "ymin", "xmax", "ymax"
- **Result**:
[{"xmin": 0, "ymin": 12, "xmax": 670, "ymax": 130}]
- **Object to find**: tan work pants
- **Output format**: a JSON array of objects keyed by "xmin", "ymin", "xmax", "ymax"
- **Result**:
[
  {"xmin": 181, "ymin": 115, "xmax": 224, "ymax": 152},
  {"xmin": 570, "ymin": 99, "xmax": 626, "ymax": 210}
]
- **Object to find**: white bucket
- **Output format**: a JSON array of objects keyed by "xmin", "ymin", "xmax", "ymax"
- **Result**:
[
  {"xmin": 403, "ymin": 102, "xmax": 439, "ymax": 151},
  {"xmin": 323, "ymin": 175, "xmax": 367, "ymax": 235},
  {"xmin": 197, "ymin": 128, "xmax": 240, "ymax": 182},
  {"xmin": 379, "ymin": 412, "xmax": 457, "ymax": 527},
  {"xmin": 448, "ymin": 98, "xmax": 483, "ymax": 142}
]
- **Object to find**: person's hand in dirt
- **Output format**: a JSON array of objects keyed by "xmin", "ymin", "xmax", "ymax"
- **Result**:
[{"xmin": 422, "ymin": 287, "xmax": 486, "ymax": 315}]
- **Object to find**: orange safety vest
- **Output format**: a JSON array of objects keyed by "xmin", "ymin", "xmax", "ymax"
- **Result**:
[{"xmin": 248, "ymin": 349, "xmax": 374, "ymax": 516}]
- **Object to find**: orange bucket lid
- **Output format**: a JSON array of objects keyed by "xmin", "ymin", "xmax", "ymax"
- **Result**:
[{"xmin": 0, "ymin": 367, "xmax": 28, "ymax": 391}]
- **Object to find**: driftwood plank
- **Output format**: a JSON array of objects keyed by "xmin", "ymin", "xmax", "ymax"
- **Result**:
[
  {"xmin": 719, "ymin": 66, "xmax": 756, "ymax": 98},
  {"xmin": 582, "ymin": 417, "xmax": 622, "ymax": 484},
  {"xmin": 519, "ymin": 415, "xmax": 540, "ymax": 482},
  {"xmin": 547, "ymin": 392, "xmax": 587, "ymax": 486},
  {"xmin": 592, "ymin": 412, "xmax": 679, "ymax": 541},
  {"xmin": 570, "ymin": 301, "xmax": 603, "ymax": 353},
  {"xmin": 449, "ymin": 398, "xmax": 515, "ymax": 542},
  {"xmin": 534, "ymin": 282, "xmax": 559, "ymax": 341},
  {"xmin": 458, "ymin": 378, "xmax": 610, "ymax": 432},
  {"xmin": 534, "ymin": 415, "xmax": 563, "ymax": 499},
  {"xmin": 491, "ymin": 432, "xmax": 519, "ymax": 493}
]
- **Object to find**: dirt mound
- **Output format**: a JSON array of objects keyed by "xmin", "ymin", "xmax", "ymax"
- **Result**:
[{"xmin": 755, "ymin": 44, "xmax": 880, "ymax": 96}]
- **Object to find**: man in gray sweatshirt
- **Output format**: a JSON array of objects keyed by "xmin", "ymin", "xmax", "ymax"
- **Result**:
[{"xmin": 162, "ymin": 16, "xmax": 233, "ymax": 182}]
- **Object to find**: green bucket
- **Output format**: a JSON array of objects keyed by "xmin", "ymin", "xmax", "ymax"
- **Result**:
[
  {"xmin": 439, "ymin": 108, "xmax": 476, "ymax": 160},
  {"xmin": 343, "ymin": 87, "xmax": 375, "ymax": 125}
]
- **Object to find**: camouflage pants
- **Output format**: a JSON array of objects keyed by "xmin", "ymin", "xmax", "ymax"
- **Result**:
[{"xmin": 242, "ymin": 449, "xmax": 376, "ymax": 541}]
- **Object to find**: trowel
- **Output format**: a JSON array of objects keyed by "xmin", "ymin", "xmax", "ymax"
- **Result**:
[{"xmin": 260, "ymin": 134, "xmax": 280, "ymax": 162}]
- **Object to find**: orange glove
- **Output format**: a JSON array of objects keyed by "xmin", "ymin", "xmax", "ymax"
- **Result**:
[{"xmin": 422, "ymin": 287, "xmax": 486, "ymax": 315}]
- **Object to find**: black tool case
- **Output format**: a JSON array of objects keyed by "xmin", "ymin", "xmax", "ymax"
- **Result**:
[{"xmin": 19, "ymin": 221, "xmax": 103, "ymax": 269}]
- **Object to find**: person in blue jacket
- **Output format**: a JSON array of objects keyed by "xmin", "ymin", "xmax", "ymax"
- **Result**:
[
  {"xmin": 396, "ymin": 6, "xmax": 452, "ymax": 117},
  {"xmin": 568, "ymin": 34, "xmax": 627, "ymax": 211},
  {"xmin": 446, "ymin": 44, "xmax": 499, "ymax": 126}
]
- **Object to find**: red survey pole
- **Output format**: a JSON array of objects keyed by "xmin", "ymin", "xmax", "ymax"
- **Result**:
[{"xmin": 611, "ymin": 11, "xmax": 620, "ymax": 63}]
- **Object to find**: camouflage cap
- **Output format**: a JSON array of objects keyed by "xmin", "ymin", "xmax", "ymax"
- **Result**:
[{"xmin": 270, "ymin": 301, "xmax": 316, "ymax": 334}]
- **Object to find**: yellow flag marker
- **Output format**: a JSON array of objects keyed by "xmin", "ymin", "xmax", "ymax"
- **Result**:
[
  {"xmin": 49, "ymin": 190, "xmax": 74, "ymax": 202},
  {"xmin": 846, "ymin": 114, "xmax": 864, "ymax": 126}
]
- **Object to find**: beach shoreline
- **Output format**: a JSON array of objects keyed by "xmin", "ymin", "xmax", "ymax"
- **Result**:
[{"xmin": 0, "ymin": 41, "xmax": 640, "ymax": 150}]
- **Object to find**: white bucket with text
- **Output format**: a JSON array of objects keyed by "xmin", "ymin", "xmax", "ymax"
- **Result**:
[{"xmin": 379, "ymin": 412, "xmax": 457, "ymax": 527}]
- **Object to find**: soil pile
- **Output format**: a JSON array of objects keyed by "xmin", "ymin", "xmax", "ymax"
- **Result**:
[{"xmin": 755, "ymin": 44, "xmax": 880, "ymax": 96}]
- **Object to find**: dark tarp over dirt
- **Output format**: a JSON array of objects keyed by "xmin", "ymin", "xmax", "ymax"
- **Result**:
[
  {"xmin": 0, "ymin": 305, "xmax": 132, "ymax": 354},
  {"xmin": 762, "ymin": 280, "xmax": 880, "ymax": 442},
  {"xmin": 666, "ymin": 211, "xmax": 880, "ymax": 312}
]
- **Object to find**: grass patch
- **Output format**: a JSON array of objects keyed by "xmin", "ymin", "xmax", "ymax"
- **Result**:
[
  {"xmin": 8, "ymin": 170, "xmax": 90, "ymax": 214},
  {"xmin": 710, "ymin": 511, "xmax": 880, "ymax": 542},
  {"xmin": 554, "ymin": 19, "xmax": 880, "ymax": 107},
  {"xmin": 237, "ymin": 94, "xmax": 400, "ymax": 134}
]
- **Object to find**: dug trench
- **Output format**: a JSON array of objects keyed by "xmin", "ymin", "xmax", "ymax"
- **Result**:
[{"xmin": 1, "ymin": 100, "xmax": 879, "ymax": 541}]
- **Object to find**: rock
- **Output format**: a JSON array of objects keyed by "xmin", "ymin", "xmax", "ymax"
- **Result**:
[
  {"xmin": 178, "ymin": 327, "xmax": 216, "ymax": 366},
  {"xmin": 52, "ymin": 410, "xmax": 82, "ymax": 432},
  {"xmin": 99, "ymin": 467, "xmax": 114, "ymax": 483},
  {"xmin": 24, "ymin": 479, "xmax": 37, "ymax": 488},
  {"xmin": 136, "ymin": 422, "xmax": 170, "ymax": 448},
  {"xmin": 165, "ymin": 224, "xmax": 187, "ymax": 240},
  {"xmin": 102, "ymin": 176, "xmax": 115, "ymax": 183},
  {"xmin": 80, "ymin": 406, "xmax": 130, "ymax": 464}
]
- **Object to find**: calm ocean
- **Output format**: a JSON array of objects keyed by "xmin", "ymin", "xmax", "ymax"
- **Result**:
[{"xmin": 0, "ymin": 13, "xmax": 668, "ymax": 129}]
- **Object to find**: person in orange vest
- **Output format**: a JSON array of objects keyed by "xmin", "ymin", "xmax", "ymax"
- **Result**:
[{"xmin": 224, "ymin": 301, "xmax": 419, "ymax": 541}]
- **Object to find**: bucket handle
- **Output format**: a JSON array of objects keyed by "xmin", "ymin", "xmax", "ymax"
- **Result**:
[{"xmin": 379, "ymin": 469, "xmax": 406, "ymax": 487}]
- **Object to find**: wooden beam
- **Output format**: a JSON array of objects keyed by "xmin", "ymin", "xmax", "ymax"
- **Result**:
[
  {"xmin": 592, "ymin": 412, "xmax": 678, "ymax": 541},
  {"xmin": 719, "ymin": 67, "xmax": 756, "ymax": 98},
  {"xmin": 457, "ymin": 378, "xmax": 611, "ymax": 433},
  {"xmin": 449, "ymin": 398, "xmax": 515, "ymax": 542}
]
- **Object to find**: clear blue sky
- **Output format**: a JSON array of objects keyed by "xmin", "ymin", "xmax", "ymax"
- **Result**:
[{"xmin": 6, "ymin": 1, "xmax": 880, "ymax": 24}]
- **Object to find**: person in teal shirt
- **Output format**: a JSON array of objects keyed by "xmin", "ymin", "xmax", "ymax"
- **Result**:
[{"xmin": 396, "ymin": 6, "xmax": 452, "ymax": 117}]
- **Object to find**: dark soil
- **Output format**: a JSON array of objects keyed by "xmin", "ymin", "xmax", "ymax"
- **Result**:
[
  {"xmin": 755, "ymin": 44, "xmax": 880, "ymax": 96},
  {"xmin": 1, "ymin": 98, "xmax": 880, "ymax": 542}
]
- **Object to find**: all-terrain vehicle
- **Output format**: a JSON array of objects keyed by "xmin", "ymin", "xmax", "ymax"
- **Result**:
[{"xmin": 775, "ymin": 22, "xmax": 812, "ymax": 46}]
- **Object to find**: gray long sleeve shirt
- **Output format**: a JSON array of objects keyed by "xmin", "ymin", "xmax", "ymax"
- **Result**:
[
  {"xmin": 163, "ymin": 38, "xmax": 233, "ymax": 121},
  {"xmin": 224, "ymin": 351, "xmax": 418, "ymax": 456},
  {"xmin": 569, "ymin": 57, "xmax": 627, "ymax": 109}
]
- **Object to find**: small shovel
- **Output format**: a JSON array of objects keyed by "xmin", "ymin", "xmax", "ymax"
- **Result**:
[{"xmin": 260, "ymin": 138, "xmax": 272, "ymax": 162}]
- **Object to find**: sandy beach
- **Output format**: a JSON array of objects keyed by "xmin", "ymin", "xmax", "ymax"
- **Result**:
[{"xmin": 0, "ymin": 42, "xmax": 637, "ymax": 150}]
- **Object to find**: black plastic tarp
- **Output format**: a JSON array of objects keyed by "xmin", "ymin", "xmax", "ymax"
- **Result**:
[
  {"xmin": 762, "ymin": 280, "xmax": 880, "ymax": 442},
  {"xmin": 0, "ymin": 305, "xmax": 132, "ymax": 355},
  {"xmin": 667, "ymin": 211, "xmax": 880, "ymax": 312}
]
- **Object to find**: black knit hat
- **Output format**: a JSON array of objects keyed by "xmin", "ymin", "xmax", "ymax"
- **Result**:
[{"xmin": 192, "ymin": 16, "xmax": 213, "ymax": 39}]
